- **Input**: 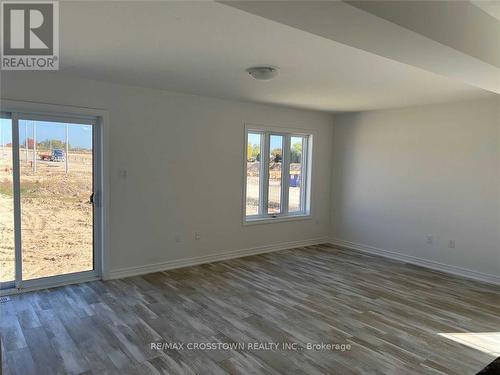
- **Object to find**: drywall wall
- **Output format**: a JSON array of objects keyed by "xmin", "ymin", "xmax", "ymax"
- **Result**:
[
  {"xmin": 331, "ymin": 97, "xmax": 500, "ymax": 279},
  {"xmin": 0, "ymin": 71, "xmax": 333, "ymax": 277}
]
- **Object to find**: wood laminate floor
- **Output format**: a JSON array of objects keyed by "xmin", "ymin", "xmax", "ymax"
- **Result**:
[{"xmin": 1, "ymin": 244, "xmax": 499, "ymax": 374}]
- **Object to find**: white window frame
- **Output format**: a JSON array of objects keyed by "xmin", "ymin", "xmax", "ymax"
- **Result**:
[{"xmin": 243, "ymin": 124, "xmax": 313, "ymax": 224}]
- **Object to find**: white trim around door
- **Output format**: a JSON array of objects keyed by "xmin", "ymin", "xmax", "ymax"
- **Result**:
[{"xmin": 0, "ymin": 99, "xmax": 109, "ymax": 295}]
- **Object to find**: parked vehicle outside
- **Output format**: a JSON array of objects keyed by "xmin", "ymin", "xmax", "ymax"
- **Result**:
[
  {"xmin": 52, "ymin": 149, "xmax": 65, "ymax": 162},
  {"xmin": 39, "ymin": 149, "xmax": 65, "ymax": 162}
]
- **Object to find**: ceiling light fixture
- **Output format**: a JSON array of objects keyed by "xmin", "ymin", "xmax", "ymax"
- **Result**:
[{"xmin": 246, "ymin": 66, "xmax": 279, "ymax": 81}]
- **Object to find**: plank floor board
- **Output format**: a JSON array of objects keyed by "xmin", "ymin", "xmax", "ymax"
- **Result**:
[{"xmin": 1, "ymin": 244, "xmax": 499, "ymax": 374}]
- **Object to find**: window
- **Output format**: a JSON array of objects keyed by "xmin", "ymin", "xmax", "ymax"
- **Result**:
[{"xmin": 245, "ymin": 126, "xmax": 311, "ymax": 222}]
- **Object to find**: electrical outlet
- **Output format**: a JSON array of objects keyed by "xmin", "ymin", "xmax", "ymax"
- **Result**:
[
  {"xmin": 175, "ymin": 234, "xmax": 182, "ymax": 243},
  {"xmin": 448, "ymin": 240, "xmax": 455, "ymax": 249},
  {"xmin": 426, "ymin": 235, "xmax": 433, "ymax": 244},
  {"xmin": 194, "ymin": 232, "xmax": 201, "ymax": 241}
]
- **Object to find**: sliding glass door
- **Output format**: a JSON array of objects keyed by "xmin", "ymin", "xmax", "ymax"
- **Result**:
[{"xmin": 0, "ymin": 112, "xmax": 100, "ymax": 291}]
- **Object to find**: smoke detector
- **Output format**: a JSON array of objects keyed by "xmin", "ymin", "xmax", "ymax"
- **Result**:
[{"xmin": 246, "ymin": 66, "xmax": 279, "ymax": 81}]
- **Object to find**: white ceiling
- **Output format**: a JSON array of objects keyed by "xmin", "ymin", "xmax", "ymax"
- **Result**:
[
  {"xmin": 472, "ymin": 1, "xmax": 500, "ymax": 21},
  {"xmin": 224, "ymin": 0, "xmax": 500, "ymax": 94},
  {"xmin": 58, "ymin": 1, "xmax": 495, "ymax": 112}
]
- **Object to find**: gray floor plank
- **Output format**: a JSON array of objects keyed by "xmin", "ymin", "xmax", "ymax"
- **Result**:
[{"xmin": 1, "ymin": 244, "xmax": 499, "ymax": 374}]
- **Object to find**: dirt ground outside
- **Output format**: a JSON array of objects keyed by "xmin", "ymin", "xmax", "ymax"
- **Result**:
[
  {"xmin": 0, "ymin": 146, "xmax": 93, "ymax": 282},
  {"xmin": 246, "ymin": 161, "xmax": 302, "ymax": 215}
]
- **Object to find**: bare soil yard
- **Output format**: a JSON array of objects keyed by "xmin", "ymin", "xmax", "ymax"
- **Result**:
[
  {"xmin": 246, "ymin": 161, "xmax": 302, "ymax": 215},
  {"xmin": 0, "ymin": 147, "xmax": 93, "ymax": 282}
]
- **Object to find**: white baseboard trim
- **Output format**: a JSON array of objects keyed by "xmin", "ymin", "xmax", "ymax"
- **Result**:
[
  {"xmin": 107, "ymin": 237, "xmax": 329, "ymax": 280},
  {"xmin": 329, "ymin": 238, "xmax": 500, "ymax": 286}
]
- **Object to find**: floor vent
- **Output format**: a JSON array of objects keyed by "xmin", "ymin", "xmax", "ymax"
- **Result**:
[{"xmin": 0, "ymin": 296, "xmax": 10, "ymax": 303}]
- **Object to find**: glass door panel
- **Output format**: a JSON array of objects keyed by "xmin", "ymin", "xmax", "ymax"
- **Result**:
[
  {"xmin": 19, "ymin": 119, "xmax": 94, "ymax": 280},
  {"xmin": 0, "ymin": 118, "xmax": 15, "ymax": 285}
]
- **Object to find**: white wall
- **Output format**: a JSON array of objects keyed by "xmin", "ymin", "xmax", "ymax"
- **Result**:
[
  {"xmin": 3, "ymin": 71, "xmax": 498, "ymax": 282},
  {"xmin": 1, "ymin": 71, "xmax": 333, "ymax": 276},
  {"xmin": 331, "ymin": 97, "xmax": 500, "ymax": 279}
]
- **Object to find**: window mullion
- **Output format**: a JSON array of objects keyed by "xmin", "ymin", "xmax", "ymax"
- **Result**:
[
  {"xmin": 258, "ymin": 132, "xmax": 265, "ymax": 216},
  {"xmin": 261, "ymin": 132, "xmax": 270, "ymax": 216},
  {"xmin": 301, "ymin": 136, "xmax": 312, "ymax": 213},
  {"xmin": 282, "ymin": 135, "xmax": 290, "ymax": 215},
  {"xmin": 302, "ymin": 136, "xmax": 309, "ymax": 213}
]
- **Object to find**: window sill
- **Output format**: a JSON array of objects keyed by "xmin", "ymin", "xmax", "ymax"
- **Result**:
[{"xmin": 243, "ymin": 214, "xmax": 312, "ymax": 226}]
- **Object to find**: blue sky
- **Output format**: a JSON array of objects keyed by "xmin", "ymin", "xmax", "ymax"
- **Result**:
[
  {"xmin": 248, "ymin": 133, "xmax": 302, "ymax": 152},
  {"xmin": 248, "ymin": 133, "xmax": 283, "ymax": 151},
  {"xmin": 0, "ymin": 119, "xmax": 92, "ymax": 149},
  {"xmin": 248, "ymin": 133, "xmax": 261, "ymax": 149}
]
